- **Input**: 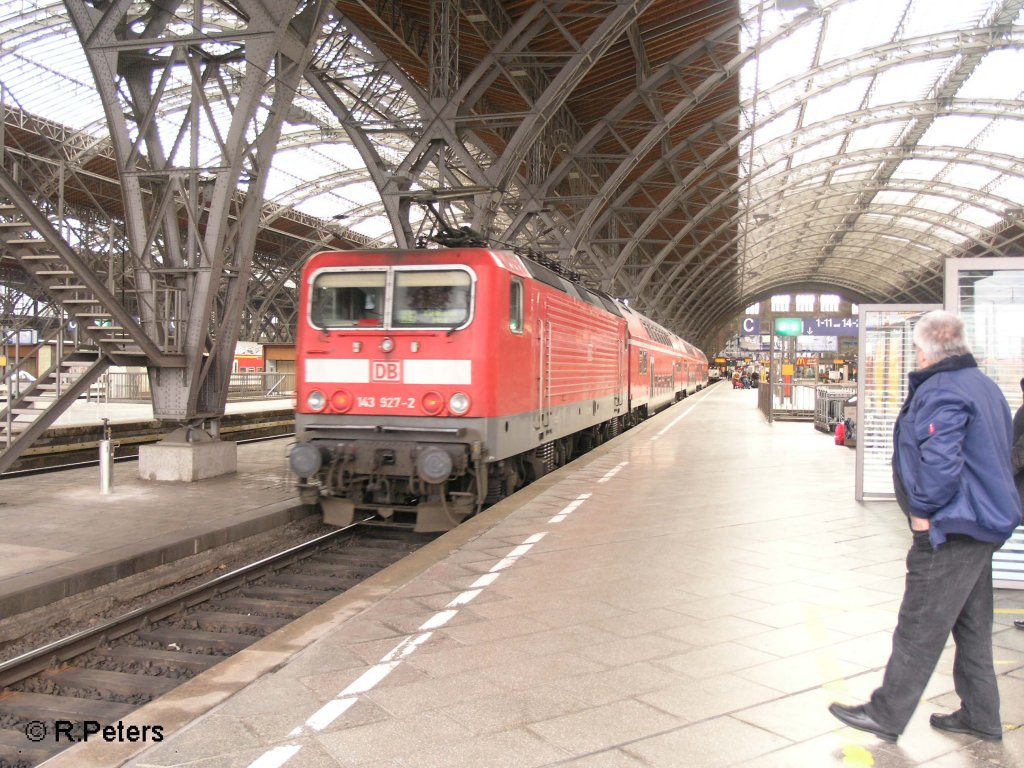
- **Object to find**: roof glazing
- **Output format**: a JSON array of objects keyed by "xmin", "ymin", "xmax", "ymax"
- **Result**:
[
  {"xmin": 738, "ymin": 0, "xmax": 1024, "ymax": 305},
  {"xmin": 1, "ymin": 0, "xmax": 1023, "ymax": 331}
]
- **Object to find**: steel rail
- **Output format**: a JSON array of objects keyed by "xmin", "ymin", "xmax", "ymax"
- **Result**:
[{"xmin": 0, "ymin": 518, "xmax": 372, "ymax": 689}]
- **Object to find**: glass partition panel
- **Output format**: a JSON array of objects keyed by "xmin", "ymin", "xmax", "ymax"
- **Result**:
[
  {"xmin": 945, "ymin": 258, "xmax": 1024, "ymax": 587},
  {"xmin": 855, "ymin": 305, "xmax": 940, "ymax": 501}
]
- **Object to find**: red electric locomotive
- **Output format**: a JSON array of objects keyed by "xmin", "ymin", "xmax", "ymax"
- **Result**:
[{"xmin": 288, "ymin": 247, "xmax": 707, "ymax": 532}]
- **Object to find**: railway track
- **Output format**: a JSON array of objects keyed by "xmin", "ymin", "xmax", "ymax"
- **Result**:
[
  {"xmin": 0, "ymin": 523, "xmax": 435, "ymax": 768},
  {"xmin": 3, "ymin": 409, "xmax": 294, "ymax": 474}
]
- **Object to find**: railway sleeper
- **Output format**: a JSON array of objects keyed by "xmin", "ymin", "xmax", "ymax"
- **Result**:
[
  {"xmin": 293, "ymin": 562, "xmax": 380, "ymax": 579},
  {"xmin": 0, "ymin": 690, "xmax": 134, "ymax": 723},
  {"xmin": 135, "ymin": 628, "xmax": 254, "ymax": 654},
  {"xmin": 40, "ymin": 667, "xmax": 176, "ymax": 700},
  {"xmin": 315, "ymin": 550, "xmax": 404, "ymax": 566},
  {"xmin": 0, "ymin": 726, "xmax": 61, "ymax": 762},
  {"xmin": 346, "ymin": 535, "xmax": 425, "ymax": 549},
  {"xmin": 213, "ymin": 597, "xmax": 308, "ymax": 619},
  {"xmin": 241, "ymin": 586, "xmax": 337, "ymax": 604},
  {"xmin": 270, "ymin": 573, "xmax": 360, "ymax": 591},
  {"xmin": 187, "ymin": 611, "xmax": 290, "ymax": 635},
  {"xmin": 89, "ymin": 646, "xmax": 221, "ymax": 675}
]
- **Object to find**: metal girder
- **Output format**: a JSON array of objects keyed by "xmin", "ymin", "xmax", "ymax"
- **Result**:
[
  {"xmin": 305, "ymin": 24, "xmax": 449, "ymax": 247},
  {"xmin": 476, "ymin": 2, "xmax": 655, "ymax": 202},
  {"xmin": 64, "ymin": 0, "xmax": 328, "ymax": 422},
  {"xmin": 811, "ymin": 0, "xmax": 1024, "ymax": 261},
  {"xmin": 591, "ymin": 85, "xmax": 1024, "ymax": 324},
  {"xmin": 243, "ymin": 235, "xmax": 331, "ymax": 343},
  {"xmin": 645, "ymin": 141, "xmax": 1024, "ymax": 313},
  {"xmin": 319, "ymin": 2, "xmax": 652, "ymax": 257},
  {"xmin": 550, "ymin": 14, "xmax": 767, "ymax": 261},
  {"xmin": 663, "ymin": 174, "xmax": 1020, "ymax": 334},
  {"xmin": 543, "ymin": 11, "xmax": 1024, "ymax": 326},
  {"xmin": 430, "ymin": 0, "xmax": 459, "ymax": 103}
]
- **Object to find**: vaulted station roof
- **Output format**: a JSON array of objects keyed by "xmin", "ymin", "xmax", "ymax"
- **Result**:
[{"xmin": 1, "ymin": 0, "xmax": 1023, "ymax": 351}]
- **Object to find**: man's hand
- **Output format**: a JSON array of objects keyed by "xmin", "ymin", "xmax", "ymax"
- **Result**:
[{"xmin": 910, "ymin": 515, "xmax": 931, "ymax": 531}]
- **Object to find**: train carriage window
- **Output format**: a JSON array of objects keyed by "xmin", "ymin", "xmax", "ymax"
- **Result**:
[
  {"xmin": 311, "ymin": 271, "xmax": 386, "ymax": 328},
  {"xmin": 510, "ymin": 277, "xmax": 523, "ymax": 334},
  {"xmin": 392, "ymin": 270, "xmax": 472, "ymax": 328}
]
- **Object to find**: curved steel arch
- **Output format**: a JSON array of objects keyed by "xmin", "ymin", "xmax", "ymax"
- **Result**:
[
  {"xmin": 546, "ymin": 21, "xmax": 1024, "ymax": 312},
  {"xmin": 676, "ymin": 245, "xmax": 934, "ymax": 342},
  {"xmin": 639, "ymin": 145, "xmax": 1020, "ymax": 316},
  {"xmin": 667, "ymin": 173, "xmax": 1019, "ymax": 305},
  {"xmin": 306, "ymin": 2, "xmax": 652, "ymax": 260},
  {"xmin": 528, "ymin": 3, "xmax": 844, "ymax": 250},
  {"xmin": 590, "ymin": 94, "xmax": 1024, "ymax": 323},
  {"xmin": 594, "ymin": 90, "xmax": 1024, "ymax": 300},
  {"xmin": 268, "ymin": 167, "xmax": 380, "ymax": 209},
  {"xmin": 655, "ymin": 175, "xmax": 1019, "ymax": 337}
]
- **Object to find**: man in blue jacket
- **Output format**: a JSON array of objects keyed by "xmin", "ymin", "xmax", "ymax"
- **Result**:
[{"xmin": 829, "ymin": 310, "xmax": 1022, "ymax": 743}]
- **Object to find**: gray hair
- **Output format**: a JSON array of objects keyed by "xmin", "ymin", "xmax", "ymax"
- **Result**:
[{"xmin": 913, "ymin": 309, "xmax": 972, "ymax": 362}]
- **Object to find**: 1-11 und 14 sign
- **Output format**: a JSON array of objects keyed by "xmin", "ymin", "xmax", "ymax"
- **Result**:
[{"xmin": 742, "ymin": 316, "xmax": 859, "ymax": 336}]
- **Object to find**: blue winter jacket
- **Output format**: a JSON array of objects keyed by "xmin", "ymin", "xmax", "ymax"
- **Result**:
[{"xmin": 892, "ymin": 353, "xmax": 1022, "ymax": 549}]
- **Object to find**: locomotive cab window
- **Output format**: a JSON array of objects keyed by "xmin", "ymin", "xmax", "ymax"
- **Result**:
[
  {"xmin": 311, "ymin": 271, "xmax": 386, "ymax": 328},
  {"xmin": 392, "ymin": 270, "xmax": 472, "ymax": 328},
  {"xmin": 509, "ymin": 277, "xmax": 523, "ymax": 334}
]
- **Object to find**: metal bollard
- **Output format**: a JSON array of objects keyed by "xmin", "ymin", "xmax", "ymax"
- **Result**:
[{"xmin": 99, "ymin": 418, "xmax": 113, "ymax": 494}]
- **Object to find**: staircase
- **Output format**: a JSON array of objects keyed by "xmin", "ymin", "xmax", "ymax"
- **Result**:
[
  {"xmin": 0, "ymin": 203, "xmax": 153, "ymax": 366},
  {"xmin": 0, "ymin": 351, "xmax": 110, "ymax": 473},
  {"xmin": 0, "ymin": 165, "xmax": 184, "ymax": 473}
]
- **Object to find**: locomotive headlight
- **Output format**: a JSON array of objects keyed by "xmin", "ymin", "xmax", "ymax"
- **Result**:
[
  {"xmin": 448, "ymin": 392, "xmax": 471, "ymax": 415},
  {"xmin": 380, "ymin": 337, "xmax": 395, "ymax": 353},
  {"xmin": 306, "ymin": 390, "xmax": 326, "ymax": 411}
]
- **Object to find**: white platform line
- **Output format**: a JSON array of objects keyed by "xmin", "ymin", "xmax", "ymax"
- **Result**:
[
  {"xmin": 447, "ymin": 589, "xmax": 483, "ymax": 607},
  {"xmin": 597, "ymin": 461, "xmax": 628, "ymax": 483},
  {"xmin": 548, "ymin": 493, "xmax": 591, "ymax": 523},
  {"xmin": 247, "ymin": 744, "xmax": 303, "ymax": 768},
  {"xmin": 251, "ymin": 531, "xmax": 550, "ymax": 768}
]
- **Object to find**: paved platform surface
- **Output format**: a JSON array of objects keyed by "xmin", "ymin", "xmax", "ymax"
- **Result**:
[
  {"xmin": 42, "ymin": 384, "xmax": 1024, "ymax": 767},
  {"xmin": 0, "ymin": 435, "xmax": 307, "ymax": 616},
  {"xmin": 48, "ymin": 397, "xmax": 296, "ymax": 427}
]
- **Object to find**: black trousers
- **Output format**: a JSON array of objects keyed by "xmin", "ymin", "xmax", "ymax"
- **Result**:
[{"xmin": 868, "ymin": 532, "xmax": 1001, "ymax": 735}]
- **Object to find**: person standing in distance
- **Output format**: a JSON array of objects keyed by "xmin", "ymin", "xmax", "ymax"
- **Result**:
[{"xmin": 828, "ymin": 309, "xmax": 1023, "ymax": 743}]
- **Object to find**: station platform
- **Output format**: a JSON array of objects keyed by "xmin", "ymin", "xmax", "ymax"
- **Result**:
[
  {"xmin": 47, "ymin": 397, "xmax": 296, "ymax": 428},
  {"xmin": 35, "ymin": 384, "xmax": 1024, "ymax": 767},
  {"xmin": 0, "ymin": 434, "xmax": 308, "ymax": 618}
]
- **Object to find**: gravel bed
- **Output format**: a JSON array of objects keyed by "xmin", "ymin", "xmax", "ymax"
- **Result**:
[{"xmin": 0, "ymin": 516, "xmax": 329, "ymax": 666}]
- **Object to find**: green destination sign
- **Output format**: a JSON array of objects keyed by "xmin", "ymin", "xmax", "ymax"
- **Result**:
[{"xmin": 774, "ymin": 317, "xmax": 803, "ymax": 336}]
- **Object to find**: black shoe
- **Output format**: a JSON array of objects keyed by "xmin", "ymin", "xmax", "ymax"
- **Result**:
[
  {"xmin": 1014, "ymin": 619, "xmax": 1024, "ymax": 630},
  {"xmin": 828, "ymin": 703, "xmax": 898, "ymax": 742},
  {"xmin": 929, "ymin": 711, "xmax": 1001, "ymax": 741}
]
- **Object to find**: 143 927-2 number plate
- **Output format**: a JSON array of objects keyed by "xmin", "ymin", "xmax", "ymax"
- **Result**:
[{"xmin": 356, "ymin": 396, "xmax": 416, "ymax": 409}]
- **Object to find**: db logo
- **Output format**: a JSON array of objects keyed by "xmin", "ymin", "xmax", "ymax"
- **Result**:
[{"xmin": 371, "ymin": 360, "xmax": 402, "ymax": 382}]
